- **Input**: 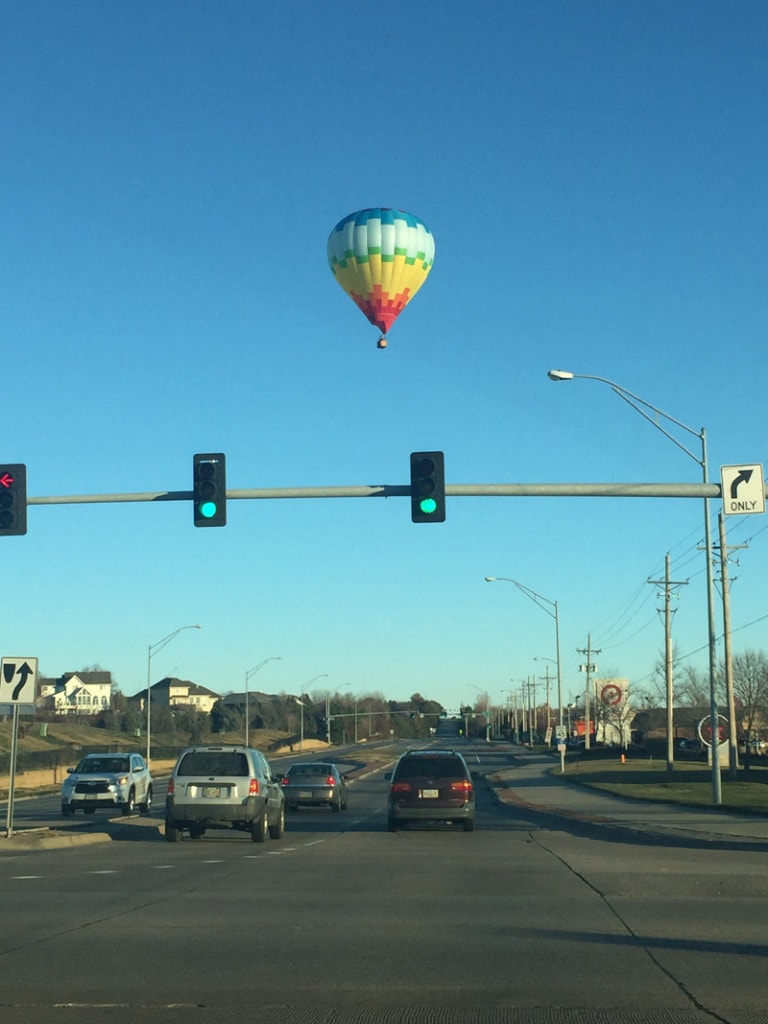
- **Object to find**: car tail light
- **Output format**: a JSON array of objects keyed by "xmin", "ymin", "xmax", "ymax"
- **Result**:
[
  {"xmin": 450, "ymin": 780, "xmax": 473, "ymax": 793},
  {"xmin": 167, "ymin": 778, "xmax": 175, "ymax": 795},
  {"xmin": 249, "ymin": 778, "xmax": 260, "ymax": 796},
  {"xmin": 391, "ymin": 782, "xmax": 411, "ymax": 794},
  {"xmin": 281, "ymin": 777, "xmax": 290, "ymax": 786},
  {"xmin": 326, "ymin": 776, "xmax": 336, "ymax": 786}
]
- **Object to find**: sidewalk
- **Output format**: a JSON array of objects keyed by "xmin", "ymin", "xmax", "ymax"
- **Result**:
[{"xmin": 487, "ymin": 750, "xmax": 768, "ymax": 847}]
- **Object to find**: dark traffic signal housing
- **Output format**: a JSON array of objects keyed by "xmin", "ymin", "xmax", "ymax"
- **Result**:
[
  {"xmin": 409, "ymin": 451, "xmax": 445, "ymax": 523},
  {"xmin": 0, "ymin": 464, "xmax": 27, "ymax": 536},
  {"xmin": 193, "ymin": 453, "xmax": 227, "ymax": 527}
]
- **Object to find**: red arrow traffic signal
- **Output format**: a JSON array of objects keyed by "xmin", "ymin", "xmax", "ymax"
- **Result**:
[{"xmin": 0, "ymin": 464, "xmax": 27, "ymax": 536}]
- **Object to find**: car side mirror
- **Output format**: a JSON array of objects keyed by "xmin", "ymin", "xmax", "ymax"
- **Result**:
[{"xmin": 384, "ymin": 771, "xmax": 392, "ymax": 781}]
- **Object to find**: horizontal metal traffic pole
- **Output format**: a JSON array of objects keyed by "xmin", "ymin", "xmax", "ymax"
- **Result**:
[{"xmin": 27, "ymin": 481, "xmax": 730, "ymax": 505}]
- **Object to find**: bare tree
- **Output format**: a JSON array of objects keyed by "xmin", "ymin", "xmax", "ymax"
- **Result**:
[
  {"xmin": 675, "ymin": 663, "xmax": 711, "ymax": 715},
  {"xmin": 731, "ymin": 650, "xmax": 768, "ymax": 751}
]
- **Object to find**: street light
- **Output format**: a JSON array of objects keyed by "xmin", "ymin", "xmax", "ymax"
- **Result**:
[
  {"xmin": 298, "ymin": 675, "xmax": 328, "ymax": 750},
  {"xmin": 245, "ymin": 657, "xmax": 282, "ymax": 747},
  {"xmin": 146, "ymin": 624, "xmax": 201, "ymax": 766},
  {"xmin": 485, "ymin": 576, "xmax": 563, "ymax": 733},
  {"xmin": 547, "ymin": 368, "xmax": 721, "ymax": 804}
]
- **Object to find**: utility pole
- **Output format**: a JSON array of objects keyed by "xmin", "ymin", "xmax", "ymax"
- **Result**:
[
  {"xmin": 577, "ymin": 634, "xmax": 600, "ymax": 750},
  {"xmin": 716, "ymin": 512, "xmax": 747, "ymax": 778},
  {"xmin": 538, "ymin": 664, "xmax": 553, "ymax": 740},
  {"xmin": 648, "ymin": 553, "xmax": 688, "ymax": 773}
]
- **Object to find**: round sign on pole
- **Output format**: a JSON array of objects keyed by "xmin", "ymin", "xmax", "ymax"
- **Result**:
[
  {"xmin": 600, "ymin": 683, "xmax": 623, "ymax": 706},
  {"xmin": 697, "ymin": 714, "xmax": 729, "ymax": 746}
]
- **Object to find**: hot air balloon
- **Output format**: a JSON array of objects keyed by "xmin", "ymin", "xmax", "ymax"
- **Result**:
[{"xmin": 327, "ymin": 208, "xmax": 435, "ymax": 348}]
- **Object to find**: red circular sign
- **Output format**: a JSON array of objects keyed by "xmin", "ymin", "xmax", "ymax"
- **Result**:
[{"xmin": 601, "ymin": 683, "xmax": 623, "ymax": 706}]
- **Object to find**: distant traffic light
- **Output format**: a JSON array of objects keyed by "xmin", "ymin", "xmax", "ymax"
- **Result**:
[
  {"xmin": 193, "ymin": 453, "xmax": 227, "ymax": 527},
  {"xmin": 0, "ymin": 464, "xmax": 27, "ymax": 536},
  {"xmin": 409, "ymin": 451, "xmax": 445, "ymax": 523}
]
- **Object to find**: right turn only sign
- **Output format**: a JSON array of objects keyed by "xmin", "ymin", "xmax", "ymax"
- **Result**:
[{"xmin": 720, "ymin": 464, "xmax": 765, "ymax": 516}]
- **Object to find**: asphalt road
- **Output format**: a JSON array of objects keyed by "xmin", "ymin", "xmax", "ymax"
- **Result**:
[{"xmin": 1, "ymin": 741, "xmax": 767, "ymax": 1024}]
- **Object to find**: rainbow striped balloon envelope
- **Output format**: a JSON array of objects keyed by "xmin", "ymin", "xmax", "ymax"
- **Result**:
[{"xmin": 327, "ymin": 208, "xmax": 435, "ymax": 348}]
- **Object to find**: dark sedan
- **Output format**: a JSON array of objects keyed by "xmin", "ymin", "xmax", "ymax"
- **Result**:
[{"xmin": 281, "ymin": 762, "xmax": 348, "ymax": 813}]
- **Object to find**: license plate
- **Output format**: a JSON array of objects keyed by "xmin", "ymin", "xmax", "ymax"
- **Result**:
[
  {"xmin": 299, "ymin": 790, "xmax": 312, "ymax": 798},
  {"xmin": 82, "ymin": 793, "xmax": 98, "ymax": 800},
  {"xmin": 201, "ymin": 786, "xmax": 221, "ymax": 798},
  {"xmin": 420, "ymin": 789, "xmax": 439, "ymax": 799}
]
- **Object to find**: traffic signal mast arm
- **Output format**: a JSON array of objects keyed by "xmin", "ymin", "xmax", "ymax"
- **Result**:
[{"xmin": 26, "ymin": 481, "xmax": 726, "ymax": 506}]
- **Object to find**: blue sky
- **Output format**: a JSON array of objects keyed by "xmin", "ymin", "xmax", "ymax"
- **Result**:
[{"xmin": 3, "ymin": 1, "xmax": 768, "ymax": 716}]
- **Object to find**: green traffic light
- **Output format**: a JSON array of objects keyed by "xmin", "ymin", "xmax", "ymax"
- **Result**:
[
  {"xmin": 419, "ymin": 497, "xmax": 438, "ymax": 515},
  {"xmin": 200, "ymin": 501, "xmax": 218, "ymax": 519}
]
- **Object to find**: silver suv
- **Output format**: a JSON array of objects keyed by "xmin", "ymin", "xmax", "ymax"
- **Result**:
[
  {"xmin": 165, "ymin": 744, "xmax": 285, "ymax": 843},
  {"xmin": 61, "ymin": 752, "xmax": 153, "ymax": 817}
]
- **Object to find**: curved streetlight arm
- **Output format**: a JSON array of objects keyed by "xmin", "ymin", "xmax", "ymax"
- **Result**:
[
  {"xmin": 301, "ymin": 673, "xmax": 329, "ymax": 693},
  {"xmin": 485, "ymin": 577, "xmax": 562, "ymax": 727},
  {"xmin": 485, "ymin": 576, "xmax": 556, "ymax": 621},
  {"xmin": 547, "ymin": 370, "xmax": 706, "ymax": 472},
  {"xmin": 146, "ymin": 624, "xmax": 201, "ymax": 765},
  {"xmin": 149, "ymin": 624, "xmax": 202, "ymax": 661},
  {"xmin": 244, "ymin": 657, "xmax": 282, "ymax": 747},
  {"xmin": 246, "ymin": 657, "xmax": 282, "ymax": 685}
]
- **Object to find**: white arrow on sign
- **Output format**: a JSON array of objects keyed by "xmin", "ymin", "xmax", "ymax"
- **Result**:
[
  {"xmin": 0, "ymin": 657, "xmax": 38, "ymax": 704},
  {"xmin": 720, "ymin": 464, "xmax": 765, "ymax": 516}
]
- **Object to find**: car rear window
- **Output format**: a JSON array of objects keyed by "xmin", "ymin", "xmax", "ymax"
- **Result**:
[
  {"xmin": 289, "ymin": 764, "xmax": 331, "ymax": 777},
  {"xmin": 177, "ymin": 751, "xmax": 250, "ymax": 777},
  {"xmin": 394, "ymin": 756, "xmax": 466, "ymax": 780}
]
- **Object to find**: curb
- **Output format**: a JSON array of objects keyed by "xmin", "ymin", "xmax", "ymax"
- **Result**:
[{"xmin": 1, "ymin": 828, "xmax": 115, "ymax": 851}]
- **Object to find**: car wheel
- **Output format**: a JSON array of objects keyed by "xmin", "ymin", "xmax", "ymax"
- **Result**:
[
  {"xmin": 61, "ymin": 805, "xmax": 72, "ymax": 818},
  {"xmin": 463, "ymin": 817, "xmax": 475, "ymax": 832},
  {"xmin": 121, "ymin": 789, "xmax": 136, "ymax": 816},
  {"xmin": 84, "ymin": 807, "xmax": 96, "ymax": 815},
  {"xmin": 331, "ymin": 798, "xmax": 341, "ymax": 813},
  {"xmin": 139, "ymin": 786, "xmax": 153, "ymax": 815},
  {"xmin": 189, "ymin": 827, "xmax": 205, "ymax": 840},
  {"xmin": 251, "ymin": 810, "xmax": 268, "ymax": 843},
  {"xmin": 268, "ymin": 805, "xmax": 285, "ymax": 840},
  {"xmin": 388, "ymin": 817, "xmax": 398, "ymax": 833},
  {"xmin": 165, "ymin": 821, "xmax": 180, "ymax": 843}
]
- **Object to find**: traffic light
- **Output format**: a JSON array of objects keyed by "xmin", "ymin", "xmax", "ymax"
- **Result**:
[
  {"xmin": 409, "ymin": 451, "xmax": 445, "ymax": 523},
  {"xmin": 193, "ymin": 453, "xmax": 227, "ymax": 527},
  {"xmin": 0, "ymin": 464, "xmax": 27, "ymax": 536}
]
